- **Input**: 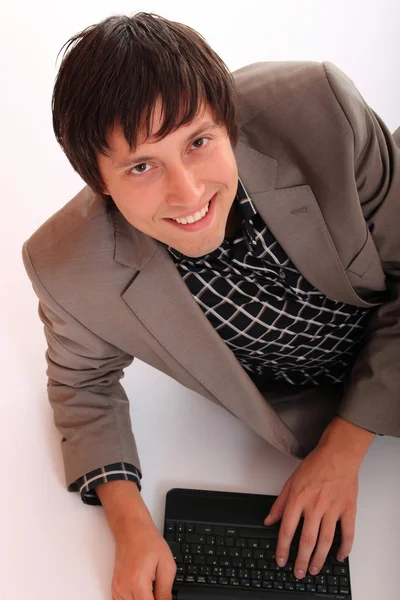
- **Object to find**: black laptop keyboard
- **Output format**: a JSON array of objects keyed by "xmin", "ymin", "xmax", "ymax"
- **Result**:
[{"xmin": 164, "ymin": 520, "xmax": 351, "ymax": 597}]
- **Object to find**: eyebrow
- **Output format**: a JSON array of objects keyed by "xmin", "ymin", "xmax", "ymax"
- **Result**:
[{"xmin": 114, "ymin": 120, "xmax": 220, "ymax": 170}]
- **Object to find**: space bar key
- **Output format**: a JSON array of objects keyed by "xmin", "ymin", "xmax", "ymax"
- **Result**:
[{"xmin": 239, "ymin": 526, "xmax": 278, "ymax": 539}]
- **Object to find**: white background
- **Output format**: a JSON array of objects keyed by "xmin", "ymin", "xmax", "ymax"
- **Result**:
[{"xmin": 1, "ymin": 1, "xmax": 400, "ymax": 598}]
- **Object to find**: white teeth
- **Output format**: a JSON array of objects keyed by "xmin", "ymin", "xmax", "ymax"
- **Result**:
[{"xmin": 173, "ymin": 201, "xmax": 210, "ymax": 225}]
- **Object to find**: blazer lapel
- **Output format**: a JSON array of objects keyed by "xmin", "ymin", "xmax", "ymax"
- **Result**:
[{"xmin": 234, "ymin": 140, "xmax": 379, "ymax": 308}]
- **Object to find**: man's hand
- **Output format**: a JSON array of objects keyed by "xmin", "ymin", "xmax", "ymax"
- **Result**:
[
  {"xmin": 112, "ymin": 518, "xmax": 176, "ymax": 600},
  {"xmin": 263, "ymin": 416, "xmax": 375, "ymax": 579}
]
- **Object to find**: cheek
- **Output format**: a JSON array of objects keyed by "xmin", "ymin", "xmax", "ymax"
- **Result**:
[{"xmin": 116, "ymin": 187, "xmax": 159, "ymax": 224}]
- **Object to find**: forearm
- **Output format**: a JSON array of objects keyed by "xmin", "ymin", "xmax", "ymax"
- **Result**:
[{"xmin": 96, "ymin": 480, "xmax": 153, "ymax": 538}]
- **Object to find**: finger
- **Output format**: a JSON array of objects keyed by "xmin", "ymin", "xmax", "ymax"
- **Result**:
[
  {"xmin": 153, "ymin": 560, "xmax": 176, "ymax": 600},
  {"xmin": 336, "ymin": 508, "xmax": 356, "ymax": 561},
  {"xmin": 293, "ymin": 512, "xmax": 322, "ymax": 579},
  {"xmin": 308, "ymin": 511, "xmax": 338, "ymax": 574},
  {"xmin": 274, "ymin": 499, "xmax": 302, "ymax": 569},
  {"xmin": 131, "ymin": 576, "xmax": 156, "ymax": 600},
  {"xmin": 264, "ymin": 482, "xmax": 291, "ymax": 526}
]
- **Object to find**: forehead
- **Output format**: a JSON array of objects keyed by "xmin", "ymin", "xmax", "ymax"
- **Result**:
[{"xmin": 107, "ymin": 98, "xmax": 216, "ymax": 155}]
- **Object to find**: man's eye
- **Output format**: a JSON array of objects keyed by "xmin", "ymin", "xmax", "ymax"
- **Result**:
[
  {"xmin": 192, "ymin": 137, "xmax": 209, "ymax": 149},
  {"xmin": 130, "ymin": 163, "xmax": 152, "ymax": 175}
]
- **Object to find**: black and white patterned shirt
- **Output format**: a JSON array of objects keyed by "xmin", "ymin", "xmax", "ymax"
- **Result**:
[{"xmin": 70, "ymin": 177, "xmax": 373, "ymax": 505}]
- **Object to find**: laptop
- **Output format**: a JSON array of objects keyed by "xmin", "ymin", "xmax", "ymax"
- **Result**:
[{"xmin": 163, "ymin": 488, "xmax": 351, "ymax": 599}]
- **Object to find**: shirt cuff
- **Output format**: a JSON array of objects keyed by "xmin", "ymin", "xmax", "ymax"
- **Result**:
[{"xmin": 68, "ymin": 462, "xmax": 142, "ymax": 506}]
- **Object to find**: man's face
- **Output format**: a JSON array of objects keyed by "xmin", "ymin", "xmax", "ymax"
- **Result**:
[{"xmin": 98, "ymin": 100, "xmax": 239, "ymax": 257}]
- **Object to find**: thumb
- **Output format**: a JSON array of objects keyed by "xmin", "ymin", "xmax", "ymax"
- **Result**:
[{"xmin": 264, "ymin": 482, "xmax": 290, "ymax": 526}]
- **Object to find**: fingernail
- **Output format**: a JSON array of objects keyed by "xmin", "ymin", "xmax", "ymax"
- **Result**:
[
  {"xmin": 310, "ymin": 567, "xmax": 319, "ymax": 575},
  {"xmin": 337, "ymin": 556, "xmax": 345, "ymax": 563},
  {"xmin": 295, "ymin": 569, "xmax": 304, "ymax": 578},
  {"xmin": 277, "ymin": 557, "xmax": 286, "ymax": 567}
]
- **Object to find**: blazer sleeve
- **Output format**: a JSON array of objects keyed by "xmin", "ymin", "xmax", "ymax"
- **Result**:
[
  {"xmin": 22, "ymin": 241, "xmax": 143, "ymax": 491},
  {"xmin": 322, "ymin": 61, "xmax": 400, "ymax": 436}
]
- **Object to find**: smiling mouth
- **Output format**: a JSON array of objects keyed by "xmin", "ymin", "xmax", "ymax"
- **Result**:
[{"xmin": 169, "ymin": 200, "xmax": 211, "ymax": 225}]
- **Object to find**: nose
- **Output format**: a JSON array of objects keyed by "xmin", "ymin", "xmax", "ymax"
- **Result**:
[{"xmin": 166, "ymin": 163, "xmax": 206, "ymax": 208}]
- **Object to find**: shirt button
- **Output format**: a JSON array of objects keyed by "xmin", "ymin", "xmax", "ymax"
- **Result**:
[{"xmin": 279, "ymin": 269, "xmax": 286, "ymax": 280}]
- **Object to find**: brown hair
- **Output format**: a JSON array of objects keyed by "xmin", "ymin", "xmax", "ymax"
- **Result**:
[{"xmin": 52, "ymin": 12, "xmax": 238, "ymax": 198}]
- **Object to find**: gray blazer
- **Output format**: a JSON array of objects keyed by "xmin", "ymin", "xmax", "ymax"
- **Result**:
[{"xmin": 22, "ymin": 61, "xmax": 400, "ymax": 490}]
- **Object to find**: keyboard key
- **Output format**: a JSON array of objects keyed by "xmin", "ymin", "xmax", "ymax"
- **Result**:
[
  {"xmin": 340, "ymin": 576, "xmax": 350, "ymax": 586},
  {"xmin": 167, "ymin": 542, "xmax": 181, "ymax": 560},
  {"xmin": 176, "ymin": 523, "xmax": 185, "ymax": 533},
  {"xmin": 238, "ymin": 569, "xmax": 249, "ymax": 578},
  {"xmin": 190, "ymin": 544, "xmax": 203, "ymax": 554},
  {"xmin": 273, "ymin": 581, "xmax": 284, "ymax": 590},
  {"xmin": 239, "ymin": 527, "xmax": 277, "ymax": 539},
  {"xmin": 328, "ymin": 586, "xmax": 339, "ymax": 594},
  {"xmin": 225, "ymin": 537, "xmax": 235, "ymax": 547},
  {"xmin": 232, "ymin": 558, "xmax": 244, "ymax": 568},
  {"xmin": 206, "ymin": 556, "xmax": 218, "ymax": 566},
  {"xmin": 196, "ymin": 524, "xmax": 213, "ymax": 534},
  {"xmin": 186, "ymin": 523, "xmax": 194, "ymax": 533},
  {"xmin": 240, "ymin": 578, "xmax": 250, "ymax": 587},
  {"xmin": 218, "ymin": 577, "xmax": 229, "ymax": 585},
  {"xmin": 206, "ymin": 535, "xmax": 215, "ymax": 545},
  {"xmin": 199, "ymin": 566, "xmax": 211, "ymax": 575},
  {"xmin": 213, "ymin": 527, "xmax": 225, "ymax": 536},
  {"xmin": 226, "ymin": 528, "xmax": 237, "ymax": 536},
  {"xmin": 251, "ymin": 579, "xmax": 262, "ymax": 588},
  {"xmin": 187, "ymin": 566, "xmax": 198, "ymax": 575},
  {"xmin": 208, "ymin": 576, "xmax": 218, "ymax": 584},
  {"xmin": 185, "ymin": 575, "xmax": 195, "ymax": 583},
  {"xmin": 317, "ymin": 585, "xmax": 327, "ymax": 593},
  {"xmin": 175, "ymin": 574, "xmax": 184, "ymax": 583},
  {"xmin": 284, "ymin": 582, "xmax": 295, "ymax": 591},
  {"xmin": 224, "ymin": 568, "xmax": 236, "ymax": 578},
  {"xmin": 230, "ymin": 578, "xmax": 240, "ymax": 586},
  {"xmin": 194, "ymin": 555, "xmax": 205, "ymax": 565},
  {"xmin": 166, "ymin": 522, "xmax": 175, "ymax": 532},
  {"xmin": 306, "ymin": 584, "xmax": 317, "ymax": 592},
  {"xmin": 263, "ymin": 580, "xmax": 273, "ymax": 589},
  {"xmin": 339, "ymin": 588, "xmax": 350, "ymax": 595},
  {"xmin": 295, "ymin": 583, "xmax": 305, "ymax": 591},
  {"xmin": 186, "ymin": 534, "xmax": 206, "ymax": 544},
  {"xmin": 320, "ymin": 565, "xmax": 332, "ymax": 575},
  {"xmin": 196, "ymin": 576, "xmax": 207, "ymax": 584},
  {"xmin": 245, "ymin": 559, "xmax": 257, "ymax": 568},
  {"xmin": 333, "ymin": 565, "xmax": 349, "ymax": 576}
]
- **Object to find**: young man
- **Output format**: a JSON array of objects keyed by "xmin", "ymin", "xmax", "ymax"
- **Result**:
[{"xmin": 23, "ymin": 11, "xmax": 400, "ymax": 600}]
